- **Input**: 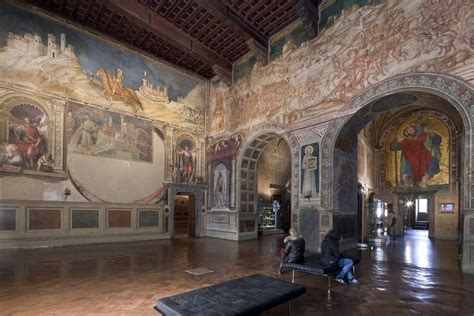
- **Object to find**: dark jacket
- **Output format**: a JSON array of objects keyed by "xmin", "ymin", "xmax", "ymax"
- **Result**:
[
  {"xmin": 283, "ymin": 238, "xmax": 305, "ymax": 263},
  {"xmin": 321, "ymin": 231, "xmax": 340, "ymax": 268}
]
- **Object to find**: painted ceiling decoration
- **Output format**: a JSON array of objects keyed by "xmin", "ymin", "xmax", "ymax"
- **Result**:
[{"xmin": 20, "ymin": 0, "xmax": 322, "ymax": 81}]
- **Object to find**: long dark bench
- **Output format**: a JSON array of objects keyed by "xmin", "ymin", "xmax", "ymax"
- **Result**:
[
  {"xmin": 155, "ymin": 274, "xmax": 306, "ymax": 315},
  {"xmin": 281, "ymin": 255, "xmax": 360, "ymax": 293}
]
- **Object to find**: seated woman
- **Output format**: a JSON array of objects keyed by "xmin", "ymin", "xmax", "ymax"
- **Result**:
[
  {"xmin": 278, "ymin": 228, "xmax": 305, "ymax": 274},
  {"xmin": 321, "ymin": 229, "xmax": 358, "ymax": 285}
]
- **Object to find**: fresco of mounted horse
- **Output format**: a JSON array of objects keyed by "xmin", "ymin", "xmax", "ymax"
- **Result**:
[{"xmin": 0, "ymin": 0, "xmax": 207, "ymax": 131}]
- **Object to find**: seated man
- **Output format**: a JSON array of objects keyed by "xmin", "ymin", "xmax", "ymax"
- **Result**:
[
  {"xmin": 321, "ymin": 229, "xmax": 358, "ymax": 285},
  {"xmin": 278, "ymin": 228, "xmax": 305, "ymax": 274}
]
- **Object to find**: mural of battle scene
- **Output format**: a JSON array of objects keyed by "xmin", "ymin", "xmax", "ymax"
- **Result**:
[
  {"xmin": 0, "ymin": 0, "xmax": 206, "ymax": 131},
  {"xmin": 67, "ymin": 103, "xmax": 153, "ymax": 162},
  {"xmin": 209, "ymin": 0, "xmax": 473, "ymax": 134},
  {"xmin": 385, "ymin": 115, "xmax": 449, "ymax": 188},
  {"xmin": 300, "ymin": 143, "xmax": 319, "ymax": 199},
  {"xmin": 174, "ymin": 138, "xmax": 196, "ymax": 183},
  {"xmin": 0, "ymin": 104, "xmax": 54, "ymax": 172}
]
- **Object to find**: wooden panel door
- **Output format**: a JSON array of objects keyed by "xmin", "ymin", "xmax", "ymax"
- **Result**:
[{"xmin": 174, "ymin": 196, "xmax": 189, "ymax": 235}]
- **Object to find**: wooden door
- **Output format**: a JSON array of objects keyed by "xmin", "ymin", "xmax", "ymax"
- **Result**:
[{"xmin": 174, "ymin": 195, "xmax": 189, "ymax": 235}]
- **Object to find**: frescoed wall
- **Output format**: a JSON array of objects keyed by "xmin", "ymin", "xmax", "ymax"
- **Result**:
[
  {"xmin": 0, "ymin": 0, "xmax": 206, "ymax": 204},
  {"xmin": 0, "ymin": 1, "xmax": 207, "ymax": 130},
  {"xmin": 67, "ymin": 103, "xmax": 153, "ymax": 163},
  {"xmin": 209, "ymin": 0, "xmax": 473, "ymax": 134}
]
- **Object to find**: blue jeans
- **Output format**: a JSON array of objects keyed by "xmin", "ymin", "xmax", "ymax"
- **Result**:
[{"xmin": 336, "ymin": 258, "xmax": 354, "ymax": 280}]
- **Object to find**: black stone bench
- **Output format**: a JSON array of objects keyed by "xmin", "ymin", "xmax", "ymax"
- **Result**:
[
  {"xmin": 281, "ymin": 255, "xmax": 360, "ymax": 293},
  {"xmin": 154, "ymin": 274, "xmax": 306, "ymax": 315}
]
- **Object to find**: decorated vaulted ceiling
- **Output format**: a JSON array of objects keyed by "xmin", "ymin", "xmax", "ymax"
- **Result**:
[{"xmin": 20, "ymin": 0, "xmax": 322, "ymax": 80}]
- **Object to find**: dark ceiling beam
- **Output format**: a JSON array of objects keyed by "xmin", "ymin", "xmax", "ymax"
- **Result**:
[
  {"xmin": 197, "ymin": 0, "xmax": 268, "ymax": 65},
  {"xmin": 72, "ymin": 0, "xmax": 83, "ymax": 18},
  {"xmin": 59, "ymin": 0, "xmax": 67, "ymax": 13},
  {"xmin": 101, "ymin": 0, "xmax": 232, "ymax": 72},
  {"xmin": 295, "ymin": 0, "xmax": 321, "ymax": 38},
  {"xmin": 80, "ymin": 0, "xmax": 96, "ymax": 22}
]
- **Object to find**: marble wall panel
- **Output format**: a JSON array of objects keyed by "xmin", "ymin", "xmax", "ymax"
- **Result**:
[
  {"xmin": 0, "ymin": 208, "xmax": 16, "ymax": 230},
  {"xmin": 108, "ymin": 210, "xmax": 131, "ymax": 228},
  {"xmin": 299, "ymin": 209, "xmax": 319, "ymax": 252},
  {"xmin": 138, "ymin": 210, "xmax": 159, "ymax": 227},
  {"xmin": 71, "ymin": 209, "xmax": 99, "ymax": 229},
  {"xmin": 239, "ymin": 219, "xmax": 255, "ymax": 233},
  {"xmin": 28, "ymin": 209, "xmax": 61, "ymax": 230}
]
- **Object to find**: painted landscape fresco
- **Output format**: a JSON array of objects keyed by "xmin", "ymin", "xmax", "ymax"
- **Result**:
[
  {"xmin": 67, "ymin": 103, "xmax": 153, "ymax": 162},
  {"xmin": 0, "ymin": 0, "xmax": 206, "ymax": 131}
]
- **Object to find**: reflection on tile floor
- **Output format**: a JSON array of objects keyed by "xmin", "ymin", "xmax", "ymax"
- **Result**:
[{"xmin": 0, "ymin": 231, "xmax": 473, "ymax": 315}]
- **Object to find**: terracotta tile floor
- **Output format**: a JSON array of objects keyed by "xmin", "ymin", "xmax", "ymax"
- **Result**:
[{"xmin": 1, "ymin": 230, "xmax": 474, "ymax": 315}]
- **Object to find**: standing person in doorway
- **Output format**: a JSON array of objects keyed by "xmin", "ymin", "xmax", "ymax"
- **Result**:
[
  {"xmin": 390, "ymin": 217, "xmax": 397, "ymax": 241},
  {"xmin": 321, "ymin": 229, "xmax": 358, "ymax": 285}
]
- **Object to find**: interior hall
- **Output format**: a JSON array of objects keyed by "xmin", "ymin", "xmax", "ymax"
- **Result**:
[{"xmin": 0, "ymin": 0, "xmax": 473, "ymax": 314}]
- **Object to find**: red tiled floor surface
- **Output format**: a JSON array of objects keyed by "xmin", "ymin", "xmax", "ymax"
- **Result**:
[{"xmin": 0, "ymin": 231, "xmax": 473, "ymax": 315}]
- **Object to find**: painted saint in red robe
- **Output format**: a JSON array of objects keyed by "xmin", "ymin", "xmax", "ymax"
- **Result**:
[
  {"xmin": 391, "ymin": 123, "xmax": 442, "ymax": 187},
  {"xmin": 16, "ymin": 117, "xmax": 44, "ymax": 169}
]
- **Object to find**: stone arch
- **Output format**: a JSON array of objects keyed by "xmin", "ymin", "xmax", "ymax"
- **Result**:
[
  {"xmin": 321, "ymin": 73, "xmax": 473, "ymax": 210},
  {"xmin": 236, "ymin": 123, "xmax": 299, "ymax": 214},
  {"xmin": 0, "ymin": 92, "xmax": 54, "ymax": 119}
]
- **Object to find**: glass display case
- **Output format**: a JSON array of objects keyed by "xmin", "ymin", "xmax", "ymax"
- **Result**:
[
  {"xmin": 367, "ymin": 198, "xmax": 388, "ymax": 244},
  {"xmin": 258, "ymin": 203, "xmax": 275, "ymax": 229}
]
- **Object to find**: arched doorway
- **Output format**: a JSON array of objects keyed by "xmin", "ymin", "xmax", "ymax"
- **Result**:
[
  {"xmin": 237, "ymin": 128, "xmax": 297, "ymax": 237},
  {"xmin": 319, "ymin": 73, "xmax": 474, "ymax": 272},
  {"xmin": 346, "ymin": 95, "xmax": 463, "ymax": 245},
  {"xmin": 256, "ymin": 138, "xmax": 292, "ymax": 234}
]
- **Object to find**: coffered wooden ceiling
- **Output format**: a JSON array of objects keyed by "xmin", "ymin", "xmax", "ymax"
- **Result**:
[{"xmin": 22, "ymin": 0, "xmax": 321, "ymax": 80}]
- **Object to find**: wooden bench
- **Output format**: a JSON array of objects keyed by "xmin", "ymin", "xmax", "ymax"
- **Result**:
[
  {"xmin": 281, "ymin": 255, "xmax": 360, "ymax": 293},
  {"xmin": 155, "ymin": 274, "xmax": 306, "ymax": 315}
]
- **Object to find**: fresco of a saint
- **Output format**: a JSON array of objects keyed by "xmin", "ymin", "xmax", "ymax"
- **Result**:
[
  {"xmin": 1, "ymin": 104, "xmax": 49, "ymax": 171},
  {"xmin": 301, "ymin": 143, "xmax": 319, "ymax": 198},
  {"xmin": 176, "ymin": 139, "xmax": 196, "ymax": 183},
  {"xmin": 386, "ymin": 116, "xmax": 449, "ymax": 188}
]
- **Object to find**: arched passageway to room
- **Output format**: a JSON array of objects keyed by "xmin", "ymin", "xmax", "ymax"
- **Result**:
[
  {"xmin": 237, "ymin": 129, "xmax": 297, "ymax": 235},
  {"xmin": 319, "ymin": 73, "xmax": 474, "ymax": 272}
]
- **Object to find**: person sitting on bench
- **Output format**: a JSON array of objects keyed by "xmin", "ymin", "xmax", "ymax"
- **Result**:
[
  {"xmin": 321, "ymin": 229, "xmax": 358, "ymax": 285},
  {"xmin": 278, "ymin": 228, "xmax": 305, "ymax": 274}
]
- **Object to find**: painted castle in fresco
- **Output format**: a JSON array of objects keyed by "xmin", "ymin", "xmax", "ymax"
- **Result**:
[
  {"xmin": 6, "ymin": 32, "xmax": 75, "ymax": 59},
  {"xmin": 140, "ymin": 72, "xmax": 169, "ymax": 103},
  {"xmin": 0, "ymin": 29, "xmax": 206, "ymax": 131}
]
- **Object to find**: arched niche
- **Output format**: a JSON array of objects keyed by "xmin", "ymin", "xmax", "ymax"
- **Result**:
[
  {"xmin": 0, "ymin": 92, "xmax": 65, "ymax": 175},
  {"xmin": 321, "ymin": 73, "xmax": 473, "ymax": 210},
  {"xmin": 236, "ymin": 124, "xmax": 298, "ymax": 215}
]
